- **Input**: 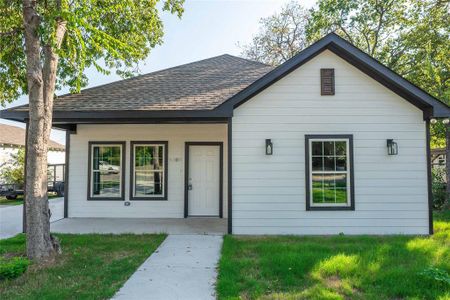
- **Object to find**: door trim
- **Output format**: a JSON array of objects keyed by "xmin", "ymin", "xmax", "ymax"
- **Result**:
[{"xmin": 184, "ymin": 142, "xmax": 223, "ymax": 218}]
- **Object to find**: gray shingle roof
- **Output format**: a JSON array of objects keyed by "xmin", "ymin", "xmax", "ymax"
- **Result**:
[
  {"xmin": 10, "ymin": 54, "xmax": 272, "ymax": 112},
  {"xmin": 0, "ymin": 124, "xmax": 64, "ymax": 150}
]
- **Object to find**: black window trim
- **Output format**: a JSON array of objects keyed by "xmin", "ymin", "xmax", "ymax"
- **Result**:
[
  {"xmin": 87, "ymin": 141, "xmax": 126, "ymax": 201},
  {"xmin": 305, "ymin": 134, "xmax": 355, "ymax": 211},
  {"xmin": 130, "ymin": 141, "xmax": 168, "ymax": 201}
]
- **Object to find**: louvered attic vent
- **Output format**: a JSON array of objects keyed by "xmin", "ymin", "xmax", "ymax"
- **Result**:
[{"xmin": 321, "ymin": 68, "xmax": 335, "ymax": 95}]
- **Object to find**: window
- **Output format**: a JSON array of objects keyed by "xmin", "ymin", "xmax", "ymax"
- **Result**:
[
  {"xmin": 88, "ymin": 142, "xmax": 125, "ymax": 200},
  {"xmin": 130, "ymin": 141, "xmax": 168, "ymax": 200},
  {"xmin": 321, "ymin": 68, "xmax": 335, "ymax": 95},
  {"xmin": 305, "ymin": 135, "xmax": 354, "ymax": 210}
]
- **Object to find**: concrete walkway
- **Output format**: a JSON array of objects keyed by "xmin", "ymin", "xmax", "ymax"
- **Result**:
[{"xmin": 113, "ymin": 235, "xmax": 223, "ymax": 300}]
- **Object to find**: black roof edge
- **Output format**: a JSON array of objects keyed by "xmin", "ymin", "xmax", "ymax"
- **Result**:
[
  {"xmin": 0, "ymin": 107, "xmax": 233, "ymax": 124},
  {"xmin": 218, "ymin": 32, "xmax": 450, "ymax": 119}
]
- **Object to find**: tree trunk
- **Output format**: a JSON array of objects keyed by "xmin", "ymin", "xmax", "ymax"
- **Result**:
[{"xmin": 23, "ymin": 0, "xmax": 66, "ymax": 260}]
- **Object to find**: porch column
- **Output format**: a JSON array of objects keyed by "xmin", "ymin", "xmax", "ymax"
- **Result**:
[{"xmin": 64, "ymin": 125, "xmax": 76, "ymax": 218}]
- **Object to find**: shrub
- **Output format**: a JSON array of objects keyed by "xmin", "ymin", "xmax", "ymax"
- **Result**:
[
  {"xmin": 0, "ymin": 257, "xmax": 30, "ymax": 280},
  {"xmin": 432, "ymin": 167, "xmax": 447, "ymax": 210}
]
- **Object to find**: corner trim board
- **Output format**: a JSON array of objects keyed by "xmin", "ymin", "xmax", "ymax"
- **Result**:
[
  {"xmin": 227, "ymin": 118, "xmax": 232, "ymax": 234},
  {"xmin": 426, "ymin": 121, "xmax": 433, "ymax": 234}
]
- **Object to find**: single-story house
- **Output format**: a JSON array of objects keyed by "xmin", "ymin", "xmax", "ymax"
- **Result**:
[
  {"xmin": 1, "ymin": 33, "xmax": 449, "ymax": 235},
  {"xmin": 0, "ymin": 123, "xmax": 65, "ymax": 183}
]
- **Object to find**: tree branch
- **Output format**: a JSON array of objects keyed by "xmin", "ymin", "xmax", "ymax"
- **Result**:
[{"xmin": 0, "ymin": 27, "xmax": 24, "ymax": 37}]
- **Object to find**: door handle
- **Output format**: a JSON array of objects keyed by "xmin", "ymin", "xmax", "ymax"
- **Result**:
[{"xmin": 188, "ymin": 184, "xmax": 193, "ymax": 190}]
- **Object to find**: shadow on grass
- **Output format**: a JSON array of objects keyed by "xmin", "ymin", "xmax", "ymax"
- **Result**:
[
  {"xmin": 217, "ymin": 216, "xmax": 450, "ymax": 300},
  {"xmin": 0, "ymin": 233, "xmax": 166, "ymax": 300}
]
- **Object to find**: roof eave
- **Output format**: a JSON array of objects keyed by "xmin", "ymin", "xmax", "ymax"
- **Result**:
[{"xmin": 0, "ymin": 107, "xmax": 233, "ymax": 124}]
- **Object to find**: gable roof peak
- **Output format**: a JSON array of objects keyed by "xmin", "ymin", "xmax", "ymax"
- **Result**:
[{"xmin": 220, "ymin": 32, "xmax": 449, "ymax": 119}]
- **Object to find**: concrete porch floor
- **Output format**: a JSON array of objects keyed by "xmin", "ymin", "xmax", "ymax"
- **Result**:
[{"xmin": 50, "ymin": 217, "xmax": 227, "ymax": 235}]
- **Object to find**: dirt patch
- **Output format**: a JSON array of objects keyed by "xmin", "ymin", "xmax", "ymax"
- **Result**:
[{"xmin": 325, "ymin": 275, "xmax": 342, "ymax": 289}]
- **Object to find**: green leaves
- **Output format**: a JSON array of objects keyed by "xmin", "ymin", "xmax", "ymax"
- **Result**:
[
  {"xmin": 307, "ymin": 0, "xmax": 449, "ymax": 143},
  {"xmin": 0, "ymin": 0, "xmax": 184, "ymax": 105},
  {"xmin": 1, "ymin": 147, "xmax": 25, "ymax": 185}
]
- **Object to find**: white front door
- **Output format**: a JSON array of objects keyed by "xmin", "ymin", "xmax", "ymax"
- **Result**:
[{"xmin": 188, "ymin": 145, "xmax": 220, "ymax": 217}]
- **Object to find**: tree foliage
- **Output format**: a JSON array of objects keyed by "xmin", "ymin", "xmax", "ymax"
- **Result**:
[
  {"xmin": 0, "ymin": 0, "xmax": 184, "ymax": 106},
  {"xmin": 240, "ymin": 1, "xmax": 309, "ymax": 66},
  {"xmin": 241, "ymin": 0, "xmax": 449, "ymax": 145},
  {"xmin": 1, "ymin": 148, "xmax": 25, "ymax": 185},
  {"xmin": 0, "ymin": 0, "xmax": 184, "ymax": 260}
]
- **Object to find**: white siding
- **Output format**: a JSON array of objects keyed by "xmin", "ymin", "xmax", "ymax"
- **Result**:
[
  {"xmin": 68, "ymin": 124, "xmax": 227, "ymax": 218},
  {"xmin": 232, "ymin": 50, "xmax": 428, "ymax": 235}
]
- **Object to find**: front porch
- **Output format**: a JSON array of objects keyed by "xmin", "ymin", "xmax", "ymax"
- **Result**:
[{"xmin": 51, "ymin": 217, "xmax": 227, "ymax": 235}]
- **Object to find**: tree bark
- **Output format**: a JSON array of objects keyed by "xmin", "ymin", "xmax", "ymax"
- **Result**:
[{"xmin": 23, "ymin": 0, "xmax": 66, "ymax": 260}]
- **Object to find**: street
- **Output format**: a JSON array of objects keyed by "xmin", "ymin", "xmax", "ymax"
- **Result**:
[{"xmin": 0, "ymin": 197, "xmax": 64, "ymax": 239}]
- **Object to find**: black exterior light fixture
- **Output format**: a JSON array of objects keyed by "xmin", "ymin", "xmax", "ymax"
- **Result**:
[
  {"xmin": 265, "ymin": 139, "xmax": 273, "ymax": 155},
  {"xmin": 387, "ymin": 139, "xmax": 398, "ymax": 155}
]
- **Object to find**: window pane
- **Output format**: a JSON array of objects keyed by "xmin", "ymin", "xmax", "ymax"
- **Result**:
[
  {"xmin": 93, "ymin": 147, "xmax": 100, "ymax": 171},
  {"xmin": 324, "ymin": 141, "xmax": 334, "ymax": 156},
  {"xmin": 324, "ymin": 156, "xmax": 335, "ymax": 171},
  {"xmin": 323, "ymin": 174, "xmax": 336, "ymax": 188},
  {"xmin": 91, "ymin": 145, "xmax": 121, "ymax": 198},
  {"xmin": 312, "ymin": 142, "xmax": 323, "ymax": 155},
  {"xmin": 312, "ymin": 157, "xmax": 323, "ymax": 171},
  {"xmin": 335, "ymin": 174, "xmax": 347, "ymax": 188},
  {"xmin": 92, "ymin": 171, "xmax": 121, "ymax": 197},
  {"xmin": 323, "ymin": 189, "xmax": 335, "ymax": 203},
  {"xmin": 335, "ymin": 141, "xmax": 346, "ymax": 156},
  {"xmin": 135, "ymin": 172, "xmax": 157, "ymax": 196},
  {"xmin": 134, "ymin": 144, "xmax": 165, "ymax": 197},
  {"xmin": 309, "ymin": 138, "xmax": 351, "ymax": 207},
  {"xmin": 335, "ymin": 189, "xmax": 347, "ymax": 203},
  {"xmin": 336, "ymin": 156, "xmax": 347, "ymax": 171},
  {"xmin": 312, "ymin": 174, "xmax": 324, "ymax": 203}
]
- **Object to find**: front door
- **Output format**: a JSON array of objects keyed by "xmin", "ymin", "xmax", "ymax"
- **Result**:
[{"xmin": 187, "ymin": 143, "xmax": 222, "ymax": 217}]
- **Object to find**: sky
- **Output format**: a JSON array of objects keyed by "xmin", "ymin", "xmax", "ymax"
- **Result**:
[{"xmin": 1, "ymin": 0, "xmax": 317, "ymax": 144}]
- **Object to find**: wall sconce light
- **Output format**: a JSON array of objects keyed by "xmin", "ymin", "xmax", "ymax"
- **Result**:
[
  {"xmin": 265, "ymin": 139, "xmax": 273, "ymax": 155},
  {"xmin": 387, "ymin": 139, "xmax": 398, "ymax": 155}
]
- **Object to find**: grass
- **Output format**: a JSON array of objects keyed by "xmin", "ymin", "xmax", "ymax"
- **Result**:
[
  {"xmin": 0, "ymin": 233, "xmax": 166, "ymax": 300},
  {"xmin": 217, "ymin": 210, "xmax": 450, "ymax": 300},
  {"xmin": 0, "ymin": 194, "xmax": 60, "ymax": 206}
]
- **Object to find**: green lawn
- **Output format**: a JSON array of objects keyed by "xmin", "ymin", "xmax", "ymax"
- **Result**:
[
  {"xmin": 217, "ymin": 211, "xmax": 450, "ymax": 300},
  {"xmin": 0, "ymin": 194, "xmax": 60, "ymax": 206},
  {"xmin": 0, "ymin": 234, "xmax": 166, "ymax": 300}
]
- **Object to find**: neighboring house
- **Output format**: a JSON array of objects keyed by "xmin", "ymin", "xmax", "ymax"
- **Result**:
[
  {"xmin": 431, "ymin": 148, "xmax": 446, "ymax": 168},
  {"xmin": 0, "ymin": 124, "xmax": 65, "ymax": 183},
  {"xmin": 1, "ymin": 33, "xmax": 449, "ymax": 235}
]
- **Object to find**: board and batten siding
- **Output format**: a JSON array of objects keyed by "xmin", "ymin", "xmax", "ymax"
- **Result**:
[
  {"xmin": 68, "ymin": 124, "xmax": 227, "ymax": 218},
  {"xmin": 232, "ymin": 50, "xmax": 428, "ymax": 235}
]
